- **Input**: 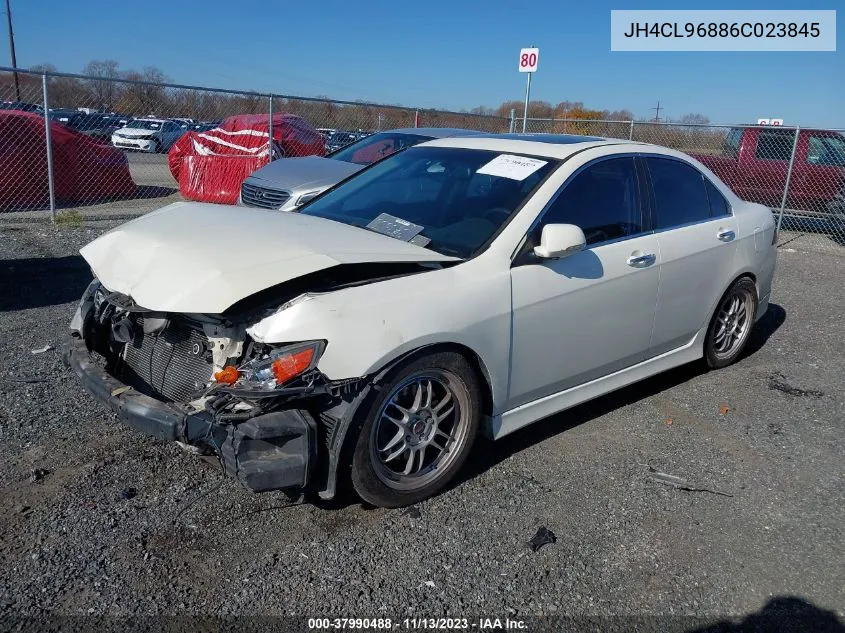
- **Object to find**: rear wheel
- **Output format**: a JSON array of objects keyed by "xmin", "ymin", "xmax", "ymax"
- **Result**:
[
  {"xmin": 704, "ymin": 277, "xmax": 758, "ymax": 369},
  {"xmin": 350, "ymin": 352, "xmax": 481, "ymax": 508}
]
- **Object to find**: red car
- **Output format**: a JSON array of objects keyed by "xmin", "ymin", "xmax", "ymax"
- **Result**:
[
  {"xmin": 168, "ymin": 113, "xmax": 325, "ymax": 205},
  {"xmin": 691, "ymin": 127, "xmax": 845, "ymax": 218},
  {"xmin": 0, "ymin": 111, "xmax": 135, "ymax": 210}
]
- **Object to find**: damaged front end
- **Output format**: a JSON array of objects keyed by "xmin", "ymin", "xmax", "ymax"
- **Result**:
[{"xmin": 65, "ymin": 279, "xmax": 362, "ymax": 496}]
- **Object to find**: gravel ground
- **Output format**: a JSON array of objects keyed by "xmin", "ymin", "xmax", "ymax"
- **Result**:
[{"xmin": 0, "ymin": 222, "xmax": 842, "ymax": 631}]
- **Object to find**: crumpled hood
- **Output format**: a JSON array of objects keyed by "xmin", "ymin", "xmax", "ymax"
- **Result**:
[
  {"xmin": 244, "ymin": 155, "xmax": 363, "ymax": 192},
  {"xmin": 80, "ymin": 202, "xmax": 455, "ymax": 314}
]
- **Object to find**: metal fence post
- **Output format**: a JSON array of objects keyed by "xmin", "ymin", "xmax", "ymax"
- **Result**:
[
  {"xmin": 629, "ymin": 120, "xmax": 635, "ymax": 140},
  {"xmin": 41, "ymin": 73, "xmax": 56, "ymax": 221},
  {"xmin": 521, "ymin": 71, "xmax": 531, "ymax": 133},
  {"xmin": 509, "ymin": 108, "xmax": 515, "ymax": 133},
  {"xmin": 267, "ymin": 95, "xmax": 274, "ymax": 162},
  {"xmin": 776, "ymin": 126, "xmax": 800, "ymax": 234}
]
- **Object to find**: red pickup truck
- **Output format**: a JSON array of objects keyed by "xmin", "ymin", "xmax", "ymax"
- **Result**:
[{"xmin": 690, "ymin": 127, "xmax": 845, "ymax": 218}]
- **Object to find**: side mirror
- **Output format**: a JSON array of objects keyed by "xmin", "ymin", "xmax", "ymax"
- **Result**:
[{"xmin": 533, "ymin": 223, "xmax": 586, "ymax": 259}]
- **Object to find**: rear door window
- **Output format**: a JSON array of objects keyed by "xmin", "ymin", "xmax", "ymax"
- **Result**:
[{"xmin": 646, "ymin": 157, "xmax": 711, "ymax": 229}]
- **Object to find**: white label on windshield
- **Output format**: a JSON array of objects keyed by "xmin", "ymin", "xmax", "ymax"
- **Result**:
[{"xmin": 476, "ymin": 154, "xmax": 548, "ymax": 181}]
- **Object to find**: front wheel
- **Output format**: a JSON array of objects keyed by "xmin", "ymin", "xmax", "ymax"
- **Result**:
[
  {"xmin": 351, "ymin": 352, "xmax": 481, "ymax": 508},
  {"xmin": 826, "ymin": 190, "xmax": 845, "ymax": 220},
  {"xmin": 704, "ymin": 277, "xmax": 758, "ymax": 369}
]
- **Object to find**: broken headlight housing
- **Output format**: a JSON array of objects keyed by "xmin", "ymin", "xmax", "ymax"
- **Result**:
[{"xmin": 214, "ymin": 340, "xmax": 326, "ymax": 392}]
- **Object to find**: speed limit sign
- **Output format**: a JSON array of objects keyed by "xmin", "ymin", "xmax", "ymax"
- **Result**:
[{"xmin": 518, "ymin": 48, "xmax": 539, "ymax": 72}]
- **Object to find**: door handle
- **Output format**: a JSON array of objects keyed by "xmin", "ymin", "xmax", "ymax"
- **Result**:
[
  {"xmin": 627, "ymin": 253, "xmax": 656, "ymax": 267},
  {"xmin": 717, "ymin": 229, "xmax": 736, "ymax": 242}
]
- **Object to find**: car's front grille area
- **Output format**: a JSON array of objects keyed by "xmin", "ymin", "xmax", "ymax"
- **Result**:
[
  {"xmin": 121, "ymin": 318, "xmax": 213, "ymax": 402},
  {"xmin": 240, "ymin": 182, "xmax": 291, "ymax": 209}
]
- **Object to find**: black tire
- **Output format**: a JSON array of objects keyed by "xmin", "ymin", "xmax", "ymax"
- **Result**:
[
  {"xmin": 827, "ymin": 190, "xmax": 845, "ymax": 220},
  {"xmin": 151, "ymin": 139, "xmax": 162, "ymax": 153},
  {"xmin": 350, "ymin": 351, "xmax": 482, "ymax": 508},
  {"xmin": 704, "ymin": 277, "xmax": 758, "ymax": 369}
]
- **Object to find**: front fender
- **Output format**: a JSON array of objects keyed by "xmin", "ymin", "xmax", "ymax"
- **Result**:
[{"xmin": 246, "ymin": 260, "xmax": 512, "ymax": 414}]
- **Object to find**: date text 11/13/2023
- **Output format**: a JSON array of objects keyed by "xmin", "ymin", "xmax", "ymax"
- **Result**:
[{"xmin": 307, "ymin": 617, "xmax": 527, "ymax": 630}]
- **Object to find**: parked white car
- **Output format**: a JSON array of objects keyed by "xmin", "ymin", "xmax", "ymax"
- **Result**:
[
  {"xmin": 67, "ymin": 134, "xmax": 777, "ymax": 508},
  {"xmin": 238, "ymin": 128, "xmax": 481, "ymax": 211},
  {"xmin": 111, "ymin": 118, "xmax": 185, "ymax": 153}
]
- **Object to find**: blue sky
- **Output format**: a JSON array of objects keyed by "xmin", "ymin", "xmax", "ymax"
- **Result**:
[{"xmin": 8, "ymin": 0, "xmax": 844, "ymax": 127}]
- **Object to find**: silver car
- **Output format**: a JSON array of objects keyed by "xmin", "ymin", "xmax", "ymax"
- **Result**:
[{"xmin": 238, "ymin": 128, "xmax": 482, "ymax": 211}]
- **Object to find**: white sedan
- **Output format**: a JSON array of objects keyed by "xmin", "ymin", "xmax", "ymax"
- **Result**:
[
  {"xmin": 111, "ymin": 118, "xmax": 185, "ymax": 153},
  {"xmin": 67, "ymin": 134, "xmax": 777, "ymax": 508}
]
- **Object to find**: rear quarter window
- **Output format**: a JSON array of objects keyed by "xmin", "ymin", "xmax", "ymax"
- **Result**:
[{"xmin": 705, "ymin": 178, "xmax": 731, "ymax": 217}]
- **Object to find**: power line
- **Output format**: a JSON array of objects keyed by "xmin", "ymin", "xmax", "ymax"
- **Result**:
[
  {"xmin": 4, "ymin": 0, "xmax": 19, "ymax": 100},
  {"xmin": 651, "ymin": 100, "xmax": 662, "ymax": 122}
]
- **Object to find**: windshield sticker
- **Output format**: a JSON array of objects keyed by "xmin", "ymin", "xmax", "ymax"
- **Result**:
[
  {"xmin": 476, "ymin": 154, "xmax": 548, "ymax": 181},
  {"xmin": 409, "ymin": 234, "xmax": 431, "ymax": 247},
  {"xmin": 366, "ymin": 213, "xmax": 425, "ymax": 242}
]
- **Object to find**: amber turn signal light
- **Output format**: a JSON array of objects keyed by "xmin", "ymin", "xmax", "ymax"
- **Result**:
[
  {"xmin": 213, "ymin": 365, "xmax": 240, "ymax": 385},
  {"xmin": 271, "ymin": 347, "xmax": 314, "ymax": 384}
]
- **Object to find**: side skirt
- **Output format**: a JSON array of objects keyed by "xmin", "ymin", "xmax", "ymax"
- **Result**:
[{"xmin": 491, "ymin": 328, "xmax": 706, "ymax": 440}]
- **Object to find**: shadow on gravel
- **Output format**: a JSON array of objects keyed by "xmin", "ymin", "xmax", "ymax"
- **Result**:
[
  {"xmin": 55, "ymin": 185, "xmax": 178, "ymax": 211},
  {"xmin": 0, "ymin": 255, "xmax": 92, "ymax": 311},
  {"xmin": 0, "ymin": 186, "xmax": 177, "ymax": 213},
  {"xmin": 688, "ymin": 595, "xmax": 844, "ymax": 633},
  {"xmin": 454, "ymin": 302, "xmax": 787, "ymax": 490},
  {"xmin": 744, "ymin": 302, "xmax": 786, "ymax": 357}
]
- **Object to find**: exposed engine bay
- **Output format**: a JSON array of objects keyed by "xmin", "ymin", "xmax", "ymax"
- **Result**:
[{"xmin": 66, "ymin": 259, "xmax": 445, "ymax": 499}]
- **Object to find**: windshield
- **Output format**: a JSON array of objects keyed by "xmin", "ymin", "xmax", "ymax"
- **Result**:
[
  {"xmin": 300, "ymin": 146, "xmax": 558, "ymax": 258},
  {"xmin": 127, "ymin": 120, "xmax": 163, "ymax": 131},
  {"xmin": 328, "ymin": 132, "xmax": 357, "ymax": 145},
  {"xmin": 69, "ymin": 114, "xmax": 109, "ymax": 130},
  {"xmin": 330, "ymin": 132, "xmax": 434, "ymax": 165}
]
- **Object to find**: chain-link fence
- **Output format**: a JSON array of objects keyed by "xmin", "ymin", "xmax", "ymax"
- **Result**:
[
  {"xmin": 0, "ymin": 67, "xmax": 510, "ymax": 216},
  {"xmin": 1, "ymin": 67, "xmax": 843, "ymax": 252},
  {"xmin": 515, "ymin": 116, "xmax": 845, "ymax": 252}
]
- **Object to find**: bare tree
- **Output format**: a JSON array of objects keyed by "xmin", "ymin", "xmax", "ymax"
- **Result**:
[
  {"xmin": 118, "ymin": 66, "xmax": 171, "ymax": 116},
  {"xmin": 82, "ymin": 60, "xmax": 122, "ymax": 111},
  {"xmin": 29, "ymin": 63, "xmax": 57, "ymax": 73},
  {"xmin": 678, "ymin": 113, "xmax": 710, "ymax": 125},
  {"xmin": 28, "ymin": 63, "xmax": 87, "ymax": 108}
]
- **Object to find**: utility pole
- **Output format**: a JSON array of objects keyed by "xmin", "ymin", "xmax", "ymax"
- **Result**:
[
  {"xmin": 4, "ymin": 0, "xmax": 19, "ymax": 101},
  {"xmin": 651, "ymin": 100, "xmax": 662, "ymax": 122}
]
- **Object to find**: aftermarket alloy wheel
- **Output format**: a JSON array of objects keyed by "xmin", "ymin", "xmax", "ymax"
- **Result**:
[
  {"xmin": 351, "ymin": 352, "xmax": 481, "ymax": 508},
  {"xmin": 704, "ymin": 277, "xmax": 758, "ymax": 369}
]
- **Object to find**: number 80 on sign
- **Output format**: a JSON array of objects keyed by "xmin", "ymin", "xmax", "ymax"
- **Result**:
[{"xmin": 518, "ymin": 48, "xmax": 539, "ymax": 72}]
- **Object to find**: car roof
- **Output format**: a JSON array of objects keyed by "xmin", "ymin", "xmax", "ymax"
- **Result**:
[
  {"xmin": 418, "ymin": 133, "xmax": 648, "ymax": 158},
  {"xmin": 382, "ymin": 127, "xmax": 486, "ymax": 138},
  {"xmin": 131, "ymin": 118, "xmax": 167, "ymax": 123}
]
